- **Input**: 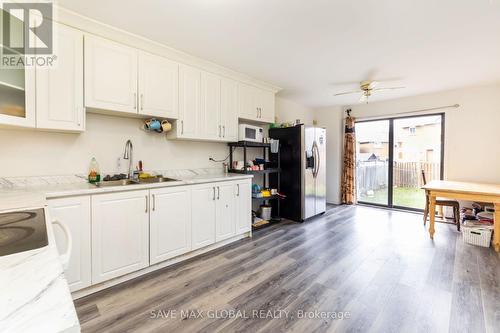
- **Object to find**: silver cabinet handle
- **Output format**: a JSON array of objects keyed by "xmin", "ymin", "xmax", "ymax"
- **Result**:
[
  {"xmin": 140, "ymin": 94, "xmax": 144, "ymax": 110},
  {"xmin": 134, "ymin": 93, "xmax": 137, "ymax": 110},
  {"xmin": 152, "ymin": 194, "xmax": 156, "ymax": 211},
  {"xmin": 237, "ymin": 184, "xmax": 240, "ymax": 197},
  {"xmin": 145, "ymin": 195, "xmax": 148, "ymax": 213},
  {"xmin": 217, "ymin": 186, "xmax": 220, "ymax": 200},
  {"xmin": 256, "ymin": 107, "xmax": 259, "ymax": 118},
  {"xmin": 218, "ymin": 125, "xmax": 221, "ymax": 137},
  {"xmin": 181, "ymin": 120, "xmax": 184, "ymax": 134},
  {"xmin": 223, "ymin": 125, "xmax": 225, "ymax": 137},
  {"xmin": 213, "ymin": 187, "xmax": 216, "ymax": 200}
]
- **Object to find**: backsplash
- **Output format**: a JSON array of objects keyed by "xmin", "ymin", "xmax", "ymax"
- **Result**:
[{"xmin": 0, "ymin": 167, "xmax": 224, "ymax": 189}]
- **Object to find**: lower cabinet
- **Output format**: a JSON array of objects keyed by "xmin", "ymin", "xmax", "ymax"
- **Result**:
[
  {"xmin": 215, "ymin": 183, "xmax": 236, "ymax": 242},
  {"xmin": 48, "ymin": 196, "xmax": 91, "ymax": 292},
  {"xmin": 51, "ymin": 179, "xmax": 252, "ymax": 291},
  {"xmin": 149, "ymin": 186, "xmax": 192, "ymax": 265},
  {"xmin": 91, "ymin": 190, "xmax": 150, "ymax": 284},
  {"xmin": 235, "ymin": 179, "xmax": 252, "ymax": 234},
  {"xmin": 191, "ymin": 184, "xmax": 217, "ymax": 250}
]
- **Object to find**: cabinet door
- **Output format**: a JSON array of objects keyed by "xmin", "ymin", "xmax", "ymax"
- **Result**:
[
  {"xmin": 259, "ymin": 89, "xmax": 275, "ymax": 123},
  {"xmin": 84, "ymin": 35, "xmax": 138, "ymax": 114},
  {"xmin": 191, "ymin": 184, "xmax": 216, "ymax": 250},
  {"xmin": 200, "ymin": 71, "xmax": 221, "ymax": 140},
  {"xmin": 49, "ymin": 196, "xmax": 91, "ymax": 292},
  {"xmin": 215, "ymin": 183, "xmax": 236, "ymax": 242},
  {"xmin": 220, "ymin": 78, "xmax": 238, "ymax": 142},
  {"xmin": 36, "ymin": 24, "xmax": 84, "ymax": 132},
  {"xmin": 178, "ymin": 64, "xmax": 201, "ymax": 138},
  {"xmin": 91, "ymin": 190, "xmax": 149, "ymax": 284},
  {"xmin": 150, "ymin": 187, "xmax": 191, "ymax": 264},
  {"xmin": 0, "ymin": 7, "xmax": 35, "ymax": 128},
  {"xmin": 235, "ymin": 180, "xmax": 252, "ymax": 234},
  {"xmin": 238, "ymin": 83, "xmax": 259, "ymax": 121},
  {"xmin": 138, "ymin": 52, "xmax": 179, "ymax": 119}
]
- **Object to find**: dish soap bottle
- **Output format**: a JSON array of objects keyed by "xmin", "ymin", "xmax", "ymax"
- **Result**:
[{"xmin": 88, "ymin": 157, "xmax": 101, "ymax": 184}]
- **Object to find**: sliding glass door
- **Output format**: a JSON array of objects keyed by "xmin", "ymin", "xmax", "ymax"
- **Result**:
[
  {"xmin": 355, "ymin": 114, "xmax": 444, "ymax": 210},
  {"xmin": 355, "ymin": 120, "xmax": 390, "ymax": 206}
]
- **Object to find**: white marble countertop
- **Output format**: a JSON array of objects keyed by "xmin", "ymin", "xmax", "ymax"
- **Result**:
[
  {"xmin": 0, "ymin": 171, "xmax": 253, "ymax": 201},
  {"xmin": 0, "ymin": 202, "xmax": 80, "ymax": 333},
  {"xmin": 0, "ymin": 169, "xmax": 252, "ymax": 333}
]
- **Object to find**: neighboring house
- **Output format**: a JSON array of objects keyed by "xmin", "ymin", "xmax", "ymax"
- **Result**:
[{"xmin": 357, "ymin": 116, "xmax": 441, "ymax": 163}]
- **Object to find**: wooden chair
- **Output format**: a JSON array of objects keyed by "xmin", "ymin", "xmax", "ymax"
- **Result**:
[{"xmin": 422, "ymin": 170, "xmax": 461, "ymax": 231}]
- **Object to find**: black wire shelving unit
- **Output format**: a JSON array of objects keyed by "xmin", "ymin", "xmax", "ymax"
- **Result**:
[{"xmin": 228, "ymin": 141, "xmax": 282, "ymax": 229}]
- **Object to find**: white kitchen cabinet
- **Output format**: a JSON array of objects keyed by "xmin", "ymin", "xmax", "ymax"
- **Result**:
[
  {"xmin": 238, "ymin": 83, "xmax": 275, "ymax": 123},
  {"xmin": 138, "ymin": 52, "xmax": 179, "ymax": 119},
  {"xmin": 238, "ymin": 83, "xmax": 258, "ymax": 121},
  {"xmin": 259, "ymin": 89, "xmax": 275, "ymax": 123},
  {"xmin": 220, "ymin": 78, "xmax": 238, "ymax": 141},
  {"xmin": 174, "ymin": 64, "xmax": 201, "ymax": 138},
  {"xmin": 191, "ymin": 183, "xmax": 217, "ymax": 250},
  {"xmin": 84, "ymin": 35, "xmax": 138, "ymax": 115},
  {"xmin": 235, "ymin": 179, "xmax": 252, "ymax": 234},
  {"xmin": 215, "ymin": 183, "xmax": 236, "ymax": 242},
  {"xmin": 91, "ymin": 190, "xmax": 149, "ymax": 284},
  {"xmin": 149, "ymin": 186, "xmax": 192, "ymax": 264},
  {"xmin": 199, "ymin": 71, "xmax": 221, "ymax": 139},
  {"xmin": 36, "ymin": 23, "xmax": 84, "ymax": 132},
  {"xmin": 48, "ymin": 196, "xmax": 91, "ymax": 292}
]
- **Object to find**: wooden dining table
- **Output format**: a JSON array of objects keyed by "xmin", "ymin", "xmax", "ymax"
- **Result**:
[{"xmin": 422, "ymin": 180, "xmax": 500, "ymax": 252}]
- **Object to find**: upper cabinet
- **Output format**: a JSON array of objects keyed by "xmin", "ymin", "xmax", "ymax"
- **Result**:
[
  {"xmin": 238, "ymin": 83, "xmax": 275, "ymax": 123},
  {"xmin": 0, "ymin": 9, "xmax": 35, "ymax": 128},
  {"xmin": 36, "ymin": 23, "xmax": 84, "ymax": 132},
  {"xmin": 169, "ymin": 66, "xmax": 241, "ymax": 142},
  {"xmin": 220, "ymin": 78, "xmax": 238, "ymax": 141},
  {"xmin": 138, "ymin": 52, "xmax": 179, "ymax": 119},
  {"xmin": 174, "ymin": 64, "xmax": 201, "ymax": 139},
  {"xmin": 84, "ymin": 35, "xmax": 138, "ymax": 115},
  {"xmin": 199, "ymin": 71, "xmax": 221, "ymax": 139},
  {"xmin": 0, "ymin": 12, "xmax": 278, "ymax": 136}
]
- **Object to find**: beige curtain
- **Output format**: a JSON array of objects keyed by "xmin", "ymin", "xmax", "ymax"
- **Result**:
[{"xmin": 341, "ymin": 116, "xmax": 357, "ymax": 204}]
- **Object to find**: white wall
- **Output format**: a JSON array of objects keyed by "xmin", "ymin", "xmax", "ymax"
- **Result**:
[
  {"xmin": 314, "ymin": 106, "xmax": 344, "ymax": 204},
  {"xmin": 0, "ymin": 113, "xmax": 230, "ymax": 176},
  {"xmin": 347, "ymin": 83, "xmax": 500, "ymax": 185},
  {"xmin": 275, "ymin": 96, "xmax": 314, "ymax": 125}
]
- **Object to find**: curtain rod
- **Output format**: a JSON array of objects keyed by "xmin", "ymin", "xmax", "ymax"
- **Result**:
[{"xmin": 351, "ymin": 104, "xmax": 460, "ymax": 120}]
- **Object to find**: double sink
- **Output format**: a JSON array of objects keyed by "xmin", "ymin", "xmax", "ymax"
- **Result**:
[{"xmin": 94, "ymin": 177, "xmax": 179, "ymax": 187}]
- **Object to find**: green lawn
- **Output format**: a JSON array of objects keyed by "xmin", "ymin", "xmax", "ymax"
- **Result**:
[{"xmin": 359, "ymin": 187, "xmax": 426, "ymax": 209}]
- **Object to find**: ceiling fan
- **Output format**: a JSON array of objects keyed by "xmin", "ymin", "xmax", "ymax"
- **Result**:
[{"xmin": 333, "ymin": 80, "xmax": 405, "ymax": 103}]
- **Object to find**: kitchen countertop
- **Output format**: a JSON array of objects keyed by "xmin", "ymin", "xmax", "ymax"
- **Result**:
[
  {"xmin": 0, "ymin": 172, "xmax": 253, "ymax": 200},
  {"xmin": 0, "ymin": 170, "xmax": 252, "ymax": 332},
  {"xmin": 0, "ymin": 196, "xmax": 80, "ymax": 333}
]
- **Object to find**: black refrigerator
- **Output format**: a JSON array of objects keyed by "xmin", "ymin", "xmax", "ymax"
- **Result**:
[{"xmin": 270, "ymin": 125, "xmax": 326, "ymax": 222}]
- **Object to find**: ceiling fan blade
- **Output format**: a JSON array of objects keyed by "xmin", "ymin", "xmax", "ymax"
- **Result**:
[
  {"xmin": 334, "ymin": 90, "xmax": 363, "ymax": 96},
  {"xmin": 372, "ymin": 86, "xmax": 405, "ymax": 91},
  {"xmin": 368, "ymin": 81, "xmax": 379, "ymax": 89}
]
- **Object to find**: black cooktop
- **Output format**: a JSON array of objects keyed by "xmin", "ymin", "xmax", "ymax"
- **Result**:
[{"xmin": 0, "ymin": 208, "xmax": 48, "ymax": 257}]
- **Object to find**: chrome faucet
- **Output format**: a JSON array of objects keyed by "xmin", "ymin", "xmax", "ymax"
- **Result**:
[{"xmin": 123, "ymin": 139, "xmax": 134, "ymax": 179}]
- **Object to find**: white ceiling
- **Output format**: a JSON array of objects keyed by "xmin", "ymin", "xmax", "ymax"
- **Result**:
[{"xmin": 58, "ymin": 0, "xmax": 500, "ymax": 108}]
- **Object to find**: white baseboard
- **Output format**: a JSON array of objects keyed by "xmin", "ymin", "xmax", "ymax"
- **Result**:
[{"xmin": 72, "ymin": 231, "xmax": 251, "ymax": 299}]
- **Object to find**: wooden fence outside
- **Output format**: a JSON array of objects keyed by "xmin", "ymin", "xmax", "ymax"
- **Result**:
[{"xmin": 357, "ymin": 161, "xmax": 440, "ymax": 194}]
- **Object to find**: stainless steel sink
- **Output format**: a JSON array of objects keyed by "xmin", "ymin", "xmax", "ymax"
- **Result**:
[
  {"xmin": 94, "ymin": 179, "xmax": 140, "ymax": 187},
  {"xmin": 138, "ymin": 177, "xmax": 179, "ymax": 183}
]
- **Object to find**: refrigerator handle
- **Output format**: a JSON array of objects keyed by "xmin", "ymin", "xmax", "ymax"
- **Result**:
[{"xmin": 312, "ymin": 141, "xmax": 320, "ymax": 178}]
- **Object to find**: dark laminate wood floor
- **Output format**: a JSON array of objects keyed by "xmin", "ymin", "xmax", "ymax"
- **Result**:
[{"xmin": 74, "ymin": 205, "xmax": 500, "ymax": 333}]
